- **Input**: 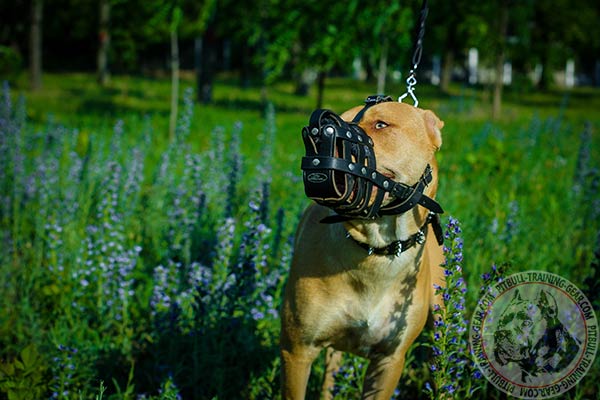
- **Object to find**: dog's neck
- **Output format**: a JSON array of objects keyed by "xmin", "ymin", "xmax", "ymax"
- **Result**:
[
  {"xmin": 343, "ymin": 207, "xmax": 429, "ymax": 249},
  {"xmin": 344, "ymin": 162, "xmax": 437, "ymax": 248},
  {"xmin": 342, "ymin": 160, "xmax": 440, "ymax": 250}
]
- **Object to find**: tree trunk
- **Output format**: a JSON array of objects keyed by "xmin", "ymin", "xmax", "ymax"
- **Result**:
[
  {"xmin": 537, "ymin": 47, "xmax": 550, "ymax": 91},
  {"xmin": 316, "ymin": 71, "xmax": 326, "ymax": 109},
  {"xmin": 194, "ymin": 37, "xmax": 203, "ymax": 99},
  {"xmin": 97, "ymin": 0, "xmax": 110, "ymax": 86},
  {"xmin": 29, "ymin": 0, "xmax": 43, "ymax": 91},
  {"xmin": 492, "ymin": 55, "xmax": 505, "ymax": 121},
  {"xmin": 295, "ymin": 68, "xmax": 317, "ymax": 96},
  {"xmin": 240, "ymin": 45, "xmax": 251, "ymax": 89},
  {"xmin": 197, "ymin": 30, "xmax": 216, "ymax": 104},
  {"xmin": 492, "ymin": 2, "xmax": 508, "ymax": 120},
  {"xmin": 440, "ymin": 49, "xmax": 454, "ymax": 94},
  {"xmin": 376, "ymin": 38, "xmax": 388, "ymax": 94},
  {"xmin": 364, "ymin": 55, "xmax": 375, "ymax": 81},
  {"xmin": 295, "ymin": 75, "xmax": 310, "ymax": 96},
  {"xmin": 169, "ymin": 21, "xmax": 180, "ymax": 141}
]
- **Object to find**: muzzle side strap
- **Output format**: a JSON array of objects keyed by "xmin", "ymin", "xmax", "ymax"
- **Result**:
[
  {"xmin": 304, "ymin": 158, "xmax": 444, "ymax": 222},
  {"xmin": 381, "ymin": 165, "xmax": 443, "ymax": 216}
]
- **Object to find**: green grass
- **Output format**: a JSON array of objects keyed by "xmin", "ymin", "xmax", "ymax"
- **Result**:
[
  {"xmin": 13, "ymin": 72, "xmax": 600, "ymax": 202},
  {"xmin": 13, "ymin": 71, "xmax": 600, "ymax": 271},
  {"xmin": 2, "ymin": 72, "xmax": 600, "ymax": 399}
]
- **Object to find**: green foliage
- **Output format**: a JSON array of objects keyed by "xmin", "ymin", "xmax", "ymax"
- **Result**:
[
  {"xmin": 4, "ymin": 0, "xmax": 600, "ymax": 95},
  {"xmin": 1, "ymin": 74, "xmax": 600, "ymax": 399},
  {"xmin": 0, "ymin": 344, "xmax": 48, "ymax": 400},
  {"xmin": 0, "ymin": 46, "xmax": 22, "ymax": 82}
]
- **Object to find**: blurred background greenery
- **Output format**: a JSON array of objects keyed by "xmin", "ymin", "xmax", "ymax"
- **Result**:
[
  {"xmin": 2, "ymin": 0, "xmax": 600, "ymax": 117},
  {"xmin": 1, "ymin": 0, "xmax": 600, "ymax": 399}
]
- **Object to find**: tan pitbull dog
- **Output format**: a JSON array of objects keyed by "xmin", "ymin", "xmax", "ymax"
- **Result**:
[{"xmin": 280, "ymin": 101, "xmax": 446, "ymax": 399}]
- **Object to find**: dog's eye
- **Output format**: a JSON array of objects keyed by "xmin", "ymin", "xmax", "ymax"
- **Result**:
[{"xmin": 375, "ymin": 121, "xmax": 388, "ymax": 130}]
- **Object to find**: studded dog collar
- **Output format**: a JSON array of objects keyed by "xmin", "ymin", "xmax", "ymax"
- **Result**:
[{"xmin": 348, "ymin": 212, "xmax": 444, "ymax": 256}]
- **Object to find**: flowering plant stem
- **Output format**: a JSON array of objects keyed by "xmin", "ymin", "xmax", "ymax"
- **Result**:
[{"xmin": 426, "ymin": 216, "xmax": 477, "ymax": 399}]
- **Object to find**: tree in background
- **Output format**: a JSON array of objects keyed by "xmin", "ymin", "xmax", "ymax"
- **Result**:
[
  {"xmin": 491, "ymin": 0, "xmax": 509, "ymax": 120},
  {"xmin": 215, "ymin": 0, "xmax": 276, "ymax": 96},
  {"xmin": 257, "ymin": 0, "xmax": 418, "ymax": 107},
  {"xmin": 97, "ymin": 0, "xmax": 110, "ymax": 86},
  {"xmin": 2, "ymin": 0, "xmax": 600, "ymax": 109},
  {"xmin": 428, "ymin": 0, "xmax": 475, "ymax": 93},
  {"xmin": 488, "ymin": 0, "xmax": 532, "ymax": 119},
  {"xmin": 143, "ymin": 1, "xmax": 182, "ymax": 140},
  {"xmin": 430, "ymin": 0, "xmax": 533, "ymax": 118},
  {"xmin": 169, "ymin": 5, "xmax": 181, "ymax": 141},
  {"xmin": 531, "ymin": 0, "xmax": 600, "ymax": 89},
  {"xmin": 257, "ymin": 0, "xmax": 355, "ymax": 107},
  {"xmin": 354, "ymin": 0, "xmax": 415, "ymax": 95},
  {"xmin": 29, "ymin": 0, "xmax": 43, "ymax": 90},
  {"xmin": 143, "ymin": 0, "xmax": 215, "ymax": 139},
  {"xmin": 188, "ymin": 0, "xmax": 217, "ymax": 104}
]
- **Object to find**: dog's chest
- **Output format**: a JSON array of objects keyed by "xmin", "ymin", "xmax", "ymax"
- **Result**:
[
  {"xmin": 324, "ymin": 259, "xmax": 417, "ymax": 357},
  {"xmin": 334, "ymin": 281, "xmax": 414, "ymax": 356}
]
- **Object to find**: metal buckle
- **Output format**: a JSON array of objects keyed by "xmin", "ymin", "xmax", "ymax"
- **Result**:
[
  {"xmin": 365, "ymin": 94, "xmax": 393, "ymax": 105},
  {"xmin": 416, "ymin": 230, "xmax": 426, "ymax": 245},
  {"xmin": 392, "ymin": 241, "xmax": 403, "ymax": 257}
]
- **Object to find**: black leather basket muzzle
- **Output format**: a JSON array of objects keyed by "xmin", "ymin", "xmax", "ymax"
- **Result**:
[{"xmin": 301, "ymin": 109, "xmax": 381, "ymax": 219}]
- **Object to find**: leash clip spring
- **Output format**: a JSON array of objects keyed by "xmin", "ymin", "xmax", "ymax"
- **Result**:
[
  {"xmin": 398, "ymin": 0, "xmax": 428, "ymax": 108},
  {"xmin": 398, "ymin": 70, "xmax": 419, "ymax": 107}
]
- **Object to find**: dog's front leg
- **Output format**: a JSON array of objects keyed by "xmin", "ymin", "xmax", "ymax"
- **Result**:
[
  {"xmin": 361, "ymin": 353, "xmax": 406, "ymax": 400},
  {"xmin": 281, "ymin": 345, "xmax": 320, "ymax": 400},
  {"xmin": 320, "ymin": 347, "xmax": 342, "ymax": 400}
]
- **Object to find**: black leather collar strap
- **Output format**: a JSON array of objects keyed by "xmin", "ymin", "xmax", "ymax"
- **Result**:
[{"xmin": 348, "ymin": 212, "xmax": 444, "ymax": 256}]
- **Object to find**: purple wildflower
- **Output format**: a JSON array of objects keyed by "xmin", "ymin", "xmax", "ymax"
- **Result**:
[{"xmin": 427, "ymin": 216, "xmax": 474, "ymax": 399}]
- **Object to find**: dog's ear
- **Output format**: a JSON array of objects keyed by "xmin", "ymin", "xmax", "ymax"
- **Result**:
[
  {"xmin": 537, "ymin": 290, "xmax": 558, "ymax": 318},
  {"xmin": 423, "ymin": 110, "xmax": 444, "ymax": 150}
]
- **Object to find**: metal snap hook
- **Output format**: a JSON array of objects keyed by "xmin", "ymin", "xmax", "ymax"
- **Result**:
[{"xmin": 398, "ymin": 72, "xmax": 419, "ymax": 107}]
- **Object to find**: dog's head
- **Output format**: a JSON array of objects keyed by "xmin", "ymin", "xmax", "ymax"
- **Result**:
[
  {"xmin": 301, "ymin": 97, "xmax": 444, "ymax": 222},
  {"xmin": 493, "ymin": 289, "xmax": 557, "ymax": 367},
  {"xmin": 341, "ymin": 101, "xmax": 443, "ymax": 190}
]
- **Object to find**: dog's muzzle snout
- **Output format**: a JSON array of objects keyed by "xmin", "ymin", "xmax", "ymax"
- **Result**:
[
  {"xmin": 301, "ymin": 96, "xmax": 444, "ymax": 225},
  {"xmin": 301, "ymin": 109, "xmax": 378, "ymax": 220}
]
